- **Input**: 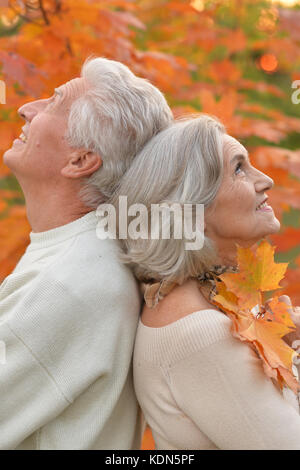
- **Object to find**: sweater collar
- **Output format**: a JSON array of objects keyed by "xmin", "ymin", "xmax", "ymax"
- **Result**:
[{"xmin": 27, "ymin": 210, "xmax": 98, "ymax": 250}]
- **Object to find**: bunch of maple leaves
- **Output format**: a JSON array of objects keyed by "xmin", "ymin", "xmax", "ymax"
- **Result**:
[
  {"xmin": 211, "ymin": 239, "xmax": 300, "ymax": 395},
  {"xmin": 0, "ymin": 0, "xmax": 300, "ymax": 450}
]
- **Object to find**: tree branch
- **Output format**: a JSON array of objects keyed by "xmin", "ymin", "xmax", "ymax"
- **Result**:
[{"xmin": 38, "ymin": 0, "xmax": 50, "ymax": 25}]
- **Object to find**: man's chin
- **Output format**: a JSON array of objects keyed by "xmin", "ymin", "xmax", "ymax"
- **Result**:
[
  {"xmin": 2, "ymin": 147, "xmax": 19, "ymax": 173},
  {"xmin": 3, "ymin": 148, "xmax": 12, "ymax": 166}
]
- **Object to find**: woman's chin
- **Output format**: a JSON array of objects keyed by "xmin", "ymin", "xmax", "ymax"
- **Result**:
[{"xmin": 262, "ymin": 217, "xmax": 281, "ymax": 236}]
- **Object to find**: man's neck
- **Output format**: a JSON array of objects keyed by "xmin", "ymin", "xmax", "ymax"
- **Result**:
[{"xmin": 23, "ymin": 187, "xmax": 93, "ymax": 233}]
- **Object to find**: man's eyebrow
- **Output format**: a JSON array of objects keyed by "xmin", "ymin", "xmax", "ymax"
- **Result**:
[{"xmin": 230, "ymin": 153, "xmax": 250, "ymax": 165}]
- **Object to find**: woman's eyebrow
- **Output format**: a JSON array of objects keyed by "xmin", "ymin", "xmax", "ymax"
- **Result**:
[{"xmin": 230, "ymin": 153, "xmax": 250, "ymax": 165}]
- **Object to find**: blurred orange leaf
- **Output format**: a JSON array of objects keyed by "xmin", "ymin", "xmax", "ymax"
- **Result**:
[
  {"xmin": 141, "ymin": 426, "xmax": 155, "ymax": 450},
  {"xmin": 269, "ymin": 227, "xmax": 300, "ymax": 252},
  {"xmin": 0, "ymin": 205, "xmax": 30, "ymax": 282}
]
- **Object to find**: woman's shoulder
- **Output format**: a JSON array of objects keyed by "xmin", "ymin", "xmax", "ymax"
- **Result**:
[
  {"xmin": 135, "ymin": 309, "xmax": 233, "ymax": 368},
  {"xmin": 136, "ymin": 280, "xmax": 233, "ymax": 366}
]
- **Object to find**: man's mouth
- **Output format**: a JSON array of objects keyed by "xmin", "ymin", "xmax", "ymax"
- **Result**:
[{"xmin": 19, "ymin": 132, "xmax": 28, "ymax": 143}]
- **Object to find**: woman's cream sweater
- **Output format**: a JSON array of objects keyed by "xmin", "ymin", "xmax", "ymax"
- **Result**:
[{"xmin": 134, "ymin": 308, "xmax": 300, "ymax": 450}]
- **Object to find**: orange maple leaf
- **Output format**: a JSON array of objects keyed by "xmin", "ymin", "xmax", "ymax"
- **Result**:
[{"xmin": 211, "ymin": 239, "xmax": 300, "ymax": 395}]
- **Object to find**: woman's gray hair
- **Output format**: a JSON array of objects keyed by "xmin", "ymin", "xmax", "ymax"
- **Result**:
[
  {"xmin": 109, "ymin": 114, "xmax": 226, "ymax": 285},
  {"xmin": 65, "ymin": 56, "xmax": 174, "ymax": 208}
]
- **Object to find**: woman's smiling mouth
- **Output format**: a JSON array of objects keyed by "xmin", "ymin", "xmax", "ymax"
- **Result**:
[{"xmin": 256, "ymin": 201, "xmax": 273, "ymax": 212}]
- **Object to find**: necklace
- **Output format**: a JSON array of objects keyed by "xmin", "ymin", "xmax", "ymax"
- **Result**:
[
  {"xmin": 195, "ymin": 264, "xmax": 239, "ymax": 305},
  {"xmin": 141, "ymin": 264, "xmax": 239, "ymax": 309}
]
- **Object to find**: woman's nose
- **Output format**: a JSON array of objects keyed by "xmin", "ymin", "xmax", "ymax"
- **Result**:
[{"xmin": 254, "ymin": 168, "xmax": 274, "ymax": 192}]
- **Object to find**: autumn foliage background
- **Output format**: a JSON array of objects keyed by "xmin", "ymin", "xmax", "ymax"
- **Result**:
[{"xmin": 0, "ymin": 0, "xmax": 300, "ymax": 449}]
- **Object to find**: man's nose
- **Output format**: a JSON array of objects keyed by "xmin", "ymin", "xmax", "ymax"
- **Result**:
[{"xmin": 18, "ymin": 99, "xmax": 47, "ymax": 122}]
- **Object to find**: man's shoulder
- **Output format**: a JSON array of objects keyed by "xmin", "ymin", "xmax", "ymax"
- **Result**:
[
  {"xmin": 8, "ymin": 229, "xmax": 141, "ymax": 329},
  {"xmin": 48, "ymin": 229, "xmax": 139, "ymax": 298},
  {"xmin": 8, "ymin": 229, "xmax": 141, "ymax": 350}
]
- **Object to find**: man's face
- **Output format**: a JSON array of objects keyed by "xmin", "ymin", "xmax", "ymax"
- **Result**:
[{"xmin": 3, "ymin": 77, "xmax": 87, "ymax": 185}]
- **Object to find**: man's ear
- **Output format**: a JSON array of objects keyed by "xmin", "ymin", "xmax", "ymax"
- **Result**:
[{"xmin": 61, "ymin": 149, "xmax": 102, "ymax": 179}]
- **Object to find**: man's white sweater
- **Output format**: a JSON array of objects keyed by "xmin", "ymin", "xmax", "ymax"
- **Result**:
[{"xmin": 0, "ymin": 210, "xmax": 142, "ymax": 450}]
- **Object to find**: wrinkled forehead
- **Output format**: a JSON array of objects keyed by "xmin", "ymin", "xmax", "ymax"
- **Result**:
[
  {"xmin": 47, "ymin": 77, "xmax": 88, "ymax": 117},
  {"xmin": 222, "ymin": 134, "xmax": 247, "ymax": 165},
  {"xmin": 56, "ymin": 77, "xmax": 88, "ymax": 103}
]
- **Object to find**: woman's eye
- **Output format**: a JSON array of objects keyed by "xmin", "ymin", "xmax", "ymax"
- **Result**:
[{"xmin": 235, "ymin": 162, "xmax": 244, "ymax": 175}]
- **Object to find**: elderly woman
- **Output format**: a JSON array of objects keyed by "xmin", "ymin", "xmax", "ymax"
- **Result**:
[{"xmin": 109, "ymin": 114, "xmax": 300, "ymax": 450}]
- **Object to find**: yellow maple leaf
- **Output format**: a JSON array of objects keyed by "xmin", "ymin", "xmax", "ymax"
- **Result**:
[{"xmin": 217, "ymin": 240, "xmax": 289, "ymax": 310}]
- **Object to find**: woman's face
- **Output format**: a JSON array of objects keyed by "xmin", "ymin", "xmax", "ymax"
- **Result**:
[{"xmin": 204, "ymin": 134, "xmax": 280, "ymax": 259}]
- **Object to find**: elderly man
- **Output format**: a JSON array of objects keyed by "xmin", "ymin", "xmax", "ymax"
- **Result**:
[{"xmin": 1, "ymin": 57, "xmax": 173, "ymax": 450}]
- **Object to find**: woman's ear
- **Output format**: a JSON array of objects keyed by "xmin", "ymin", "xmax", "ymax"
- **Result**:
[{"xmin": 61, "ymin": 149, "xmax": 102, "ymax": 179}]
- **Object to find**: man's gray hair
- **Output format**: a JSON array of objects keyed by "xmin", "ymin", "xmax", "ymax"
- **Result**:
[
  {"xmin": 109, "ymin": 114, "xmax": 226, "ymax": 285},
  {"xmin": 65, "ymin": 56, "xmax": 174, "ymax": 208}
]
